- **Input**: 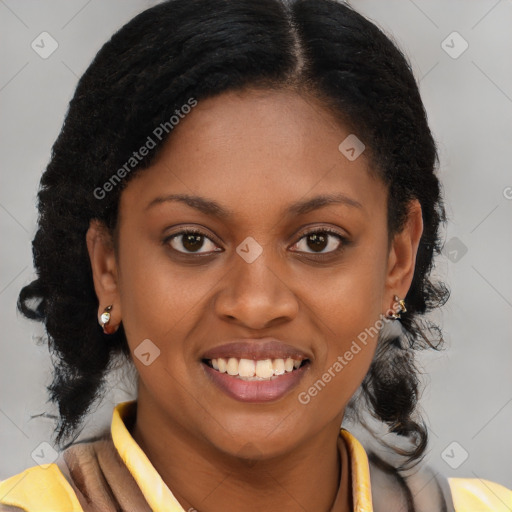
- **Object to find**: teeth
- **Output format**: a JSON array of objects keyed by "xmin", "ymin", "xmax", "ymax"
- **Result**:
[
  {"xmin": 255, "ymin": 359, "xmax": 274, "ymax": 379},
  {"xmin": 273, "ymin": 358, "xmax": 285, "ymax": 375},
  {"xmin": 238, "ymin": 358, "xmax": 256, "ymax": 377},
  {"xmin": 209, "ymin": 357, "xmax": 305, "ymax": 379},
  {"xmin": 226, "ymin": 357, "xmax": 238, "ymax": 376},
  {"xmin": 217, "ymin": 357, "xmax": 227, "ymax": 373}
]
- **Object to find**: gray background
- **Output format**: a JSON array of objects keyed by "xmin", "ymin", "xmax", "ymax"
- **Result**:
[{"xmin": 1, "ymin": 0, "xmax": 511, "ymax": 491}]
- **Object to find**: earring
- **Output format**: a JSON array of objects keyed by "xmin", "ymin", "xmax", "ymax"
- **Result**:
[
  {"xmin": 380, "ymin": 295, "xmax": 407, "ymax": 346},
  {"xmin": 99, "ymin": 305, "xmax": 116, "ymax": 334},
  {"xmin": 388, "ymin": 295, "xmax": 407, "ymax": 320}
]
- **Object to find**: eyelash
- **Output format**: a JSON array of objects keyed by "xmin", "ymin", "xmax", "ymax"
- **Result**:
[
  {"xmin": 292, "ymin": 227, "xmax": 348, "ymax": 258},
  {"xmin": 163, "ymin": 227, "xmax": 348, "ymax": 259}
]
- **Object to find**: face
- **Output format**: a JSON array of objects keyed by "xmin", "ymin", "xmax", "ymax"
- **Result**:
[{"xmin": 88, "ymin": 87, "xmax": 422, "ymax": 460}]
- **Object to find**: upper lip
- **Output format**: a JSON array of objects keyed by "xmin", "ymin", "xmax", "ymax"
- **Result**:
[{"xmin": 201, "ymin": 338, "xmax": 311, "ymax": 361}]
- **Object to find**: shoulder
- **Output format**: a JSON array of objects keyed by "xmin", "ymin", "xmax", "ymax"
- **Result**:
[
  {"xmin": 368, "ymin": 452, "xmax": 454, "ymax": 512},
  {"xmin": 448, "ymin": 476, "xmax": 512, "ymax": 512},
  {"xmin": 1, "ymin": 433, "xmax": 151, "ymax": 512},
  {"xmin": 368, "ymin": 452, "xmax": 512, "ymax": 512},
  {"xmin": 0, "ymin": 434, "xmax": 112, "ymax": 512},
  {"xmin": 0, "ymin": 463, "xmax": 83, "ymax": 512}
]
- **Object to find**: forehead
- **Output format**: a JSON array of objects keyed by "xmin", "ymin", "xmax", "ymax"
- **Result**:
[{"xmin": 120, "ymin": 88, "xmax": 387, "ymax": 223}]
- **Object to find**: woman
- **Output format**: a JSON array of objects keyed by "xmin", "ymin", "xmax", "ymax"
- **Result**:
[{"xmin": 1, "ymin": 0, "xmax": 510, "ymax": 510}]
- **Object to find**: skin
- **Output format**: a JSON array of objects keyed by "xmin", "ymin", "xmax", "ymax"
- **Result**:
[{"xmin": 87, "ymin": 87, "xmax": 423, "ymax": 512}]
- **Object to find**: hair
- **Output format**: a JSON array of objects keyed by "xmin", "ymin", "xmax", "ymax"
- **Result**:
[{"xmin": 18, "ymin": 0, "xmax": 449, "ymax": 471}]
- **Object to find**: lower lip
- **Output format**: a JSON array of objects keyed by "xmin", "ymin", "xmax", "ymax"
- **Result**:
[{"xmin": 202, "ymin": 362, "xmax": 310, "ymax": 403}]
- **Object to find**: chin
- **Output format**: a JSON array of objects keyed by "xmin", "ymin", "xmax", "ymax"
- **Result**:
[{"xmin": 203, "ymin": 420, "xmax": 304, "ymax": 462}]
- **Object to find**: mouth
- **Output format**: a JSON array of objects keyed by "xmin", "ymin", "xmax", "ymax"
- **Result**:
[
  {"xmin": 200, "ymin": 339, "xmax": 312, "ymax": 402},
  {"xmin": 202, "ymin": 357, "xmax": 311, "ymax": 381}
]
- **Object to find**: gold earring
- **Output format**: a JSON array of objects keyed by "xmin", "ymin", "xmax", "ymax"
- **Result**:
[{"xmin": 389, "ymin": 295, "xmax": 406, "ymax": 320}]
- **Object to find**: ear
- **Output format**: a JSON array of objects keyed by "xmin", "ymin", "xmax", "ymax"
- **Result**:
[
  {"xmin": 86, "ymin": 219, "xmax": 121, "ymax": 327},
  {"xmin": 382, "ymin": 199, "xmax": 423, "ymax": 310}
]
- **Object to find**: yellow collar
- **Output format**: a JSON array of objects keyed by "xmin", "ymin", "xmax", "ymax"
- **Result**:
[{"xmin": 111, "ymin": 400, "xmax": 373, "ymax": 512}]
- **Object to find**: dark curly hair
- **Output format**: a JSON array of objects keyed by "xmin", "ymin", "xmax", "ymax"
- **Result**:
[{"xmin": 18, "ymin": 0, "xmax": 449, "ymax": 469}]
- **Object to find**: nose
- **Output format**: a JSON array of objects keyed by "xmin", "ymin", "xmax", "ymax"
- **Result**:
[{"xmin": 214, "ymin": 245, "xmax": 299, "ymax": 330}]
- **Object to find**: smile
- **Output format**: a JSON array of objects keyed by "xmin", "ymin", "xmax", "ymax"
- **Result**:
[{"xmin": 204, "ymin": 357, "xmax": 310, "ymax": 380}]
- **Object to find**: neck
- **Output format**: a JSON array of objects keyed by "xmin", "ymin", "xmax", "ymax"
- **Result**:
[{"xmin": 131, "ymin": 395, "xmax": 346, "ymax": 512}]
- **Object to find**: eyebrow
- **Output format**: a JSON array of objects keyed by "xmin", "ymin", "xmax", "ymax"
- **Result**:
[{"xmin": 145, "ymin": 192, "xmax": 363, "ymax": 218}]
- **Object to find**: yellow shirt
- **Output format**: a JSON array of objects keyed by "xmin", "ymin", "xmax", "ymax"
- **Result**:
[{"xmin": 0, "ymin": 400, "xmax": 510, "ymax": 511}]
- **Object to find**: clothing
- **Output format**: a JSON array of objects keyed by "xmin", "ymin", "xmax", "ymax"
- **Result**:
[{"xmin": 0, "ymin": 400, "xmax": 510, "ymax": 511}]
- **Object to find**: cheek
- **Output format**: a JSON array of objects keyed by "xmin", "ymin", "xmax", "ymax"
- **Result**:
[
  {"xmin": 310, "ymin": 241, "xmax": 387, "ymax": 337},
  {"xmin": 115, "ymin": 240, "xmax": 210, "ymax": 408},
  {"xmin": 297, "ymin": 296, "xmax": 381, "ymax": 422},
  {"xmin": 301, "ymin": 240, "xmax": 387, "ymax": 402},
  {"xmin": 116, "ymin": 237, "xmax": 211, "ymax": 354}
]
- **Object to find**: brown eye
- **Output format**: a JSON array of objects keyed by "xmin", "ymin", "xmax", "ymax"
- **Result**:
[
  {"xmin": 167, "ymin": 230, "xmax": 221, "ymax": 254},
  {"xmin": 305, "ymin": 232, "xmax": 329, "ymax": 252},
  {"xmin": 291, "ymin": 229, "xmax": 345, "ymax": 255}
]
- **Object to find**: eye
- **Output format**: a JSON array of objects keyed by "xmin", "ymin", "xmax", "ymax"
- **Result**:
[
  {"xmin": 165, "ymin": 229, "xmax": 222, "ymax": 254},
  {"xmin": 290, "ymin": 228, "xmax": 347, "ymax": 255}
]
